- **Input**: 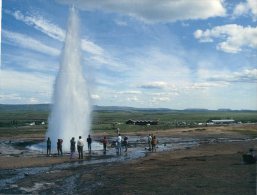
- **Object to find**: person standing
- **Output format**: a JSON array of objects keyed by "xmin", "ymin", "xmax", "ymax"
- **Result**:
[
  {"xmin": 47, "ymin": 137, "xmax": 51, "ymax": 156},
  {"xmin": 70, "ymin": 137, "xmax": 76, "ymax": 159},
  {"xmin": 148, "ymin": 134, "xmax": 152, "ymax": 151},
  {"xmin": 87, "ymin": 135, "xmax": 92, "ymax": 154},
  {"xmin": 152, "ymin": 136, "xmax": 157, "ymax": 152},
  {"xmin": 117, "ymin": 134, "xmax": 122, "ymax": 155},
  {"xmin": 116, "ymin": 128, "xmax": 120, "ymax": 135},
  {"xmin": 57, "ymin": 139, "xmax": 63, "ymax": 155},
  {"xmin": 123, "ymin": 136, "xmax": 128, "ymax": 152},
  {"xmin": 77, "ymin": 136, "xmax": 84, "ymax": 159},
  {"xmin": 103, "ymin": 136, "xmax": 108, "ymax": 153}
]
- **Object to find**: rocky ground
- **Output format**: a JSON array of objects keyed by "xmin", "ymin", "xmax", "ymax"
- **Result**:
[{"xmin": 0, "ymin": 124, "xmax": 256, "ymax": 194}]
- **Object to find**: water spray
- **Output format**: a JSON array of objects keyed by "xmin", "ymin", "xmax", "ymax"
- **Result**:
[{"xmin": 46, "ymin": 7, "xmax": 91, "ymax": 151}]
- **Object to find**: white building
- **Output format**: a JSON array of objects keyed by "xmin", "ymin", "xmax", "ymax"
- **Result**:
[{"xmin": 211, "ymin": 119, "xmax": 235, "ymax": 124}]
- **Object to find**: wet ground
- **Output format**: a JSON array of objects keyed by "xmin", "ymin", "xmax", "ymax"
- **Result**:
[{"xmin": 0, "ymin": 135, "xmax": 256, "ymax": 194}]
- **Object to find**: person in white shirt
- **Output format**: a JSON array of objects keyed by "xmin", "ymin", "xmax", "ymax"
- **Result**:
[
  {"xmin": 77, "ymin": 136, "xmax": 84, "ymax": 159},
  {"xmin": 148, "ymin": 134, "xmax": 152, "ymax": 151},
  {"xmin": 117, "ymin": 134, "xmax": 122, "ymax": 155}
]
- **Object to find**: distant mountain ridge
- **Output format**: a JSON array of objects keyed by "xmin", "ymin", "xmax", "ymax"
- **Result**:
[
  {"xmin": 0, "ymin": 104, "xmax": 256, "ymax": 112},
  {"xmin": 0, "ymin": 104, "xmax": 173, "ymax": 113},
  {"xmin": 0, "ymin": 104, "xmax": 50, "ymax": 112}
]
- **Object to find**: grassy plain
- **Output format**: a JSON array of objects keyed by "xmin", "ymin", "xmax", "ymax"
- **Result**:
[{"xmin": 0, "ymin": 107, "xmax": 257, "ymax": 138}]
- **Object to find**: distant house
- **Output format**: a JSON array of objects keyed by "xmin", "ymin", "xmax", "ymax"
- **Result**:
[
  {"xmin": 126, "ymin": 119, "xmax": 135, "ymax": 125},
  {"xmin": 211, "ymin": 119, "xmax": 235, "ymax": 124},
  {"xmin": 126, "ymin": 119, "xmax": 158, "ymax": 125}
]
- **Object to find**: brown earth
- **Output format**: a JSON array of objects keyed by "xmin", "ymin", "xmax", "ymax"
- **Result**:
[{"xmin": 0, "ymin": 124, "xmax": 257, "ymax": 194}]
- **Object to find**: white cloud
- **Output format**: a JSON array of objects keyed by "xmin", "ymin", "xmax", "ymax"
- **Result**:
[
  {"xmin": 194, "ymin": 24, "xmax": 257, "ymax": 53},
  {"xmin": 150, "ymin": 96, "xmax": 170, "ymax": 104},
  {"xmin": 5, "ymin": 10, "xmax": 65, "ymax": 41},
  {"xmin": 140, "ymin": 81, "xmax": 168, "ymax": 90},
  {"xmin": 233, "ymin": 0, "xmax": 257, "ymax": 20},
  {"xmin": 6, "ymin": 9, "xmax": 106, "ymax": 57},
  {"xmin": 6, "ymin": 9, "xmax": 127, "ymax": 74},
  {"xmin": 0, "ymin": 93, "xmax": 42, "ymax": 104},
  {"xmin": 197, "ymin": 68, "xmax": 257, "ymax": 83},
  {"xmin": 2, "ymin": 52, "xmax": 58, "ymax": 73},
  {"xmin": 0, "ymin": 94, "xmax": 22, "ymax": 101},
  {"xmin": 57, "ymin": 0, "xmax": 226, "ymax": 23},
  {"xmin": 233, "ymin": 2, "xmax": 249, "ymax": 16},
  {"xmin": 0, "ymin": 69, "xmax": 53, "ymax": 103},
  {"xmin": 2, "ymin": 30, "xmax": 60, "ymax": 56},
  {"xmin": 81, "ymin": 39, "xmax": 104, "ymax": 55},
  {"xmin": 91, "ymin": 94, "xmax": 100, "ymax": 100},
  {"xmin": 127, "ymin": 96, "xmax": 139, "ymax": 102},
  {"xmin": 117, "ymin": 90, "xmax": 142, "ymax": 95},
  {"xmin": 140, "ymin": 81, "xmax": 177, "ymax": 91},
  {"xmin": 187, "ymin": 82, "xmax": 228, "ymax": 90}
]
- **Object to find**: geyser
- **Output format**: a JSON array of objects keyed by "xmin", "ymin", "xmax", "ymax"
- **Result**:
[{"xmin": 46, "ymin": 7, "xmax": 91, "ymax": 151}]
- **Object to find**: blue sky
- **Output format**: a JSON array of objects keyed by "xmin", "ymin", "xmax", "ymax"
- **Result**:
[{"xmin": 1, "ymin": 0, "xmax": 257, "ymax": 110}]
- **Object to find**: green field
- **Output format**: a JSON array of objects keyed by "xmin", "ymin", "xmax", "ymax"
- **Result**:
[
  {"xmin": 91, "ymin": 110, "xmax": 257, "ymax": 133},
  {"xmin": 0, "ymin": 104, "xmax": 256, "ymax": 137}
]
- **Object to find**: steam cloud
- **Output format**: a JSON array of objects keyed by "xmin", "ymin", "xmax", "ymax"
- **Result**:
[{"xmin": 46, "ymin": 7, "xmax": 91, "ymax": 151}]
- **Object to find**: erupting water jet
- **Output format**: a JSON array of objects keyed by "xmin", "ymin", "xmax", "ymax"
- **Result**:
[{"xmin": 46, "ymin": 7, "xmax": 91, "ymax": 151}]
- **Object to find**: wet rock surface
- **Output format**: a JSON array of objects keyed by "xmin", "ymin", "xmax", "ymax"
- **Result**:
[{"xmin": 0, "ymin": 131, "xmax": 257, "ymax": 194}]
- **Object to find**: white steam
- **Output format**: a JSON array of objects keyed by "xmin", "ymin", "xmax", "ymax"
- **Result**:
[{"xmin": 46, "ymin": 7, "xmax": 91, "ymax": 151}]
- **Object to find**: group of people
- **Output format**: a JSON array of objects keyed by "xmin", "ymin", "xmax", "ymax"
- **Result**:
[
  {"xmin": 46, "ymin": 132, "xmax": 158, "ymax": 158},
  {"xmin": 147, "ymin": 134, "xmax": 158, "ymax": 152},
  {"xmin": 46, "ymin": 135, "xmax": 93, "ymax": 159},
  {"xmin": 116, "ymin": 134, "xmax": 128, "ymax": 154}
]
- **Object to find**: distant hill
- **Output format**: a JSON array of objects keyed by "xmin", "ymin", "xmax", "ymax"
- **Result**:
[
  {"xmin": 93, "ymin": 105, "xmax": 173, "ymax": 112},
  {"xmin": 0, "ymin": 104, "xmax": 50, "ymax": 112},
  {"xmin": 184, "ymin": 108, "xmax": 209, "ymax": 111},
  {"xmin": 0, "ymin": 104, "xmax": 172, "ymax": 113},
  {"xmin": 0, "ymin": 104, "xmax": 256, "ymax": 113}
]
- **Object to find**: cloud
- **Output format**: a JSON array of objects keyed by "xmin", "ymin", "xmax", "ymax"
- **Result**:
[
  {"xmin": 0, "ymin": 69, "xmax": 53, "ymax": 99},
  {"xmin": 1, "ymin": 70, "xmax": 53, "ymax": 92},
  {"xmin": 117, "ymin": 90, "xmax": 142, "ymax": 95},
  {"xmin": 91, "ymin": 94, "xmax": 100, "ymax": 100},
  {"xmin": 197, "ymin": 68, "xmax": 257, "ymax": 83},
  {"xmin": 194, "ymin": 24, "xmax": 257, "ymax": 53},
  {"xmin": 2, "ymin": 52, "xmax": 58, "ymax": 73},
  {"xmin": 140, "ymin": 81, "xmax": 168, "ymax": 90},
  {"xmin": 5, "ymin": 10, "xmax": 65, "ymax": 41},
  {"xmin": 81, "ymin": 39, "xmax": 104, "ymax": 55},
  {"xmin": 2, "ymin": 30, "xmax": 60, "ymax": 56},
  {"xmin": 233, "ymin": 0, "xmax": 257, "ymax": 21},
  {"xmin": 6, "ymin": 9, "xmax": 125, "ymax": 73},
  {"xmin": 150, "ymin": 96, "xmax": 170, "ymax": 104},
  {"xmin": 0, "ymin": 93, "xmax": 41, "ymax": 104},
  {"xmin": 187, "ymin": 82, "xmax": 228, "ymax": 90},
  {"xmin": 6, "ymin": 9, "xmax": 106, "ymax": 57},
  {"xmin": 126, "ymin": 96, "xmax": 140, "ymax": 102},
  {"xmin": 140, "ymin": 81, "xmax": 177, "ymax": 91},
  {"xmin": 57, "ymin": 0, "xmax": 226, "ymax": 23}
]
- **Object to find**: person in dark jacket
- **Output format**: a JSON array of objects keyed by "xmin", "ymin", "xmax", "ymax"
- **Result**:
[
  {"xmin": 47, "ymin": 137, "xmax": 51, "ymax": 156},
  {"xmin": 87, "ymin": 135, "xmax": 92, "ymax": 154},
  {"xmin": 103, "ymin": 136, "xmax": 108, "ymax": 153},
  {"xmin": 57, "ymin": 139, "xmax": 63, "ymax": 155},
  {"xmin": 70, "ymin": 137, "xmax": 76, "ymax": 159}
]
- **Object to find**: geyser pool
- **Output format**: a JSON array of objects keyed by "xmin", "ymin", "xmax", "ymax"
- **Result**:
[{"xmin": 46, "ymin": 7, "xmax": 91, "ymax": 151}]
